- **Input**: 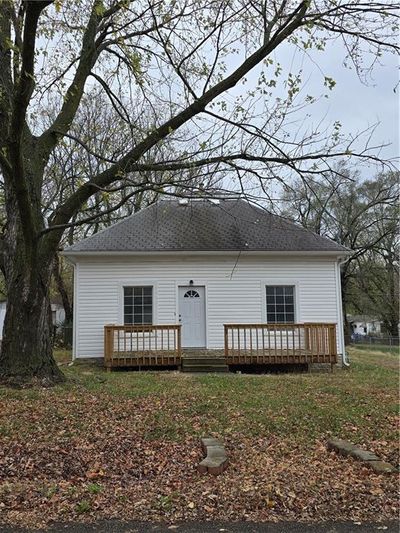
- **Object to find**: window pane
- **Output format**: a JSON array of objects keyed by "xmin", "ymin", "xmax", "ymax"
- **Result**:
[
  {"xmin": 124, "ymin": 286, "xmax": 153, "ymax": 325},
  {"xmin": 286, "ymin": 313, "xmax": 295, "ymax": 323},
  {"xmin": 124, "ymin": 287, "xmax": 133, "ymax": 297},
  {"xmin": 144, "ymin": 287, "xmax": 152, "ymax": 297},
  {"xmin": 266, "ymin": 285, "xmax": 295, "ymax": 324},
  {"xmin": 134, "ymin": 295, "xmax": 143, "ymax": 305}
]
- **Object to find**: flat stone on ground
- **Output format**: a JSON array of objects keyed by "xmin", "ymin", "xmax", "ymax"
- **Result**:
[
  {"xmin": 327, "ymin": 438, "xmax": 358, "ymax": 456},
  {"xmin": 200, "ymin": 438, "xmax": 221, "ymax": 452},
  {"xmin": 327, "ymin": 437, "xmax": 397, "ymax": 475},
  {"xmin": 368, "ymin": 461, "xmax": 398, "ymax": 474},
  {"xmin": 351, "ymin": 448, "xmax": 380, "ymax": 462},
  {"xmin": 206, "ymin": 445, "xmax": 227, "ymax": 459},
  {"xmin": 198, "ymin": 437, "xmax": 228, "ymax": 475}
]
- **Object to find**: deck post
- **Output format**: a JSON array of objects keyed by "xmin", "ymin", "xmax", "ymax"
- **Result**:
[
  {"xmin": 224, "ymin": 324, "xmax": 228, "ymax": 359},
  {"xmin": 104, "ymin": 324, "xmax": 115, "ymax": 370},
  {"xmin": 304, "ymin": 324, "xmax": 310, "ymax": 362},
  {"xmin": 177, "ymin": 325, "xmax": 182, "ymax": 358},
  {"xmin": 329, "ymin": 324, "xmax": 337, "ymax": 362}
]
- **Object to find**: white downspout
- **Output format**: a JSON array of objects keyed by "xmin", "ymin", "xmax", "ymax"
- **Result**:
[{"xmin": 336, "ymin": 256, "xmax": 350, "ymax": 367}]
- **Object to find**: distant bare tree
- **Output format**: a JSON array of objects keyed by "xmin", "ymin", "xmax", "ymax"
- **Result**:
[{"xmin": 282, "ymin": 168, "xmax": 399, "ymax": 330}]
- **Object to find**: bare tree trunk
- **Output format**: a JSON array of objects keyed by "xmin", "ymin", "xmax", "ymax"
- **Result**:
[
  {"xmin": 386, "ymin": 256, "xmax": 399, "ymax": 337},
  {"xmin": 0, "ymin": 254, "xmax": 65, "ymax": 386},
  {"xmin": 0, "ymin": 198, "xmax": 64, "ymax": 386},
  {"xmin": 0, "ymin": 270, "xmax": 64, "ymax": 386}
]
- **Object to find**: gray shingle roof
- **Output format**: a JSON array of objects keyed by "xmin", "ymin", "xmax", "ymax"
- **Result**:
[{"xmin": 64, "ymin": 198, "xmax": 349, "ymax": 254}]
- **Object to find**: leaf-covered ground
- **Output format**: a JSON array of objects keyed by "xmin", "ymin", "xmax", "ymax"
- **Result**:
[{"xmin": 0, "ymin": 347, "xmax": 398, "ymax": 529}]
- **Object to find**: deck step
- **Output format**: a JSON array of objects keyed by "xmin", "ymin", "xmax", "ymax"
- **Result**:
[
  {"xmin": 182, "ymin": 352, "xmax": 229, "ymax": 373},
  {"xmin": 182, "ymin": 366, "xmax": 229, "ymax": 373},
  {"xmin": 182, "ymin": 357, "xmax": 226, "ymax": 365},
  {"xmin": 181, "ymin": 361, "xmax": 229, "ymax": 373}
]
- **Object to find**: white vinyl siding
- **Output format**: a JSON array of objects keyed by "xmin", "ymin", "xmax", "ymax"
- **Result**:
[{"xmin": 72, "ymin": 254, "xmax": 341, "ymax": 359}]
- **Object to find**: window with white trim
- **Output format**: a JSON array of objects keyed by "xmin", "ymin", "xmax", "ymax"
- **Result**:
[
  {"xmin": 124, "ymin": 286, "xmax": 153, "ymax": 325},
  {"xmin": 266, "ymin": 285, "xmax": 295, "ymax": 323}
]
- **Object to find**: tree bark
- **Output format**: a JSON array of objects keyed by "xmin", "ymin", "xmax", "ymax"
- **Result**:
[
  {"xmin": 341, "ymin": 269, "xmax": 351, "ymax": 336},
  {"xmin": 0, "ymin": 271, "xmax": 64, "ymax": 386},
  {"xmin": 0, "ymin": 193, "xmax": 65, "ymax": 386},
  {"xmin": 0, "ymin": 248, "xmax": 65, "ymax": 386}
]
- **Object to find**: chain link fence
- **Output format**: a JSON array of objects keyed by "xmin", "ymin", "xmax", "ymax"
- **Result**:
[
  {"xmin": 345, "ymin": 334, "xmax": 399, "ymax": 348},
  {"xmin": 53, "ymin": 323, "xmax": 73, "ymax": 349}
]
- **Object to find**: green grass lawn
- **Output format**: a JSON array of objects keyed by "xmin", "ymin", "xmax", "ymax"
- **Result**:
[
  {"xmin": 49, "ymin": 346, "xmax": 399, "ymax": 443},
  {"xmin": 0, "ymin": 347, "xmax": 398, "ymax": 528}
]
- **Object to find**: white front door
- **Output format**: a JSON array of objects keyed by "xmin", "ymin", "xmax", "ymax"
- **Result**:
[{"xmin": 178, "ymin": 286, "xmax": 206, "ymax": 348}]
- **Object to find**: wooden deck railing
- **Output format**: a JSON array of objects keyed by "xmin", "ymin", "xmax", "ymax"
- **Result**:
[
  {"xmin": 104, "ymin": 324, "xmax": 181, "ymax": 369},
  {"xmin": 224, "ymin": 323, "xmax": 337, "ymax": 365}
]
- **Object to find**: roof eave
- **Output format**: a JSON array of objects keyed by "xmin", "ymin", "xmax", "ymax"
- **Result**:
[{"xmin": 62, "ymin": 249, "xmax": 351, "ymax": 258}]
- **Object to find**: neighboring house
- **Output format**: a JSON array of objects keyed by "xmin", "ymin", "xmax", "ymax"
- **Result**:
[
  {"xmin": 0, "ymin": 300, "xmax": 65, "ymax": 339},
  {"xmin": 63, "ymin": 196, "xmax": 350, "ymax": 370},
  {"xmin": 51, "ymin": 302, "xmax": 66, "ymax": 327},
  {"xmin": 348, "ymin": 315, "xmax": 383, "ymax": 337}
]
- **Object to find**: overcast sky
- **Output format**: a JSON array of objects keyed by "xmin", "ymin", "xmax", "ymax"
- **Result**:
[
  {"xmin": 310, "ymin": 45, "xmax": 399, "ymax": 164},
  {"xmin": 276, "ymin": 42, "xmax": 399, "ymax": 167},
  {"xmin": 216, "ymin": 33, "xmax": 399, "ymax": 189}
]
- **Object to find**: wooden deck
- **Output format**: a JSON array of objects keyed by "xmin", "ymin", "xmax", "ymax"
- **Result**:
[
  {"xmin": 224, "ymin": 323, "xmax": 337, "ymax": 365},
  {"xmin": 224, "ymin": 349, "xmax": 331, "ymax": 365},
  {"xmin": 104, "ymin": 324, "xmax": 181, "ymax": 370},
  {"xmin": 104, "ymin": 322, "xmax": 337, "ymax": 369}
]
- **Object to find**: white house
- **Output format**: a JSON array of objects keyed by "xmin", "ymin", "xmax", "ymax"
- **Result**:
[
  {"xmin": 63, "ymin": 197, "xmax": 350, "ymax": 369},
  {"xmin": 348, "ymin": 315, "xmax": 383, "ymax": 337}
]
